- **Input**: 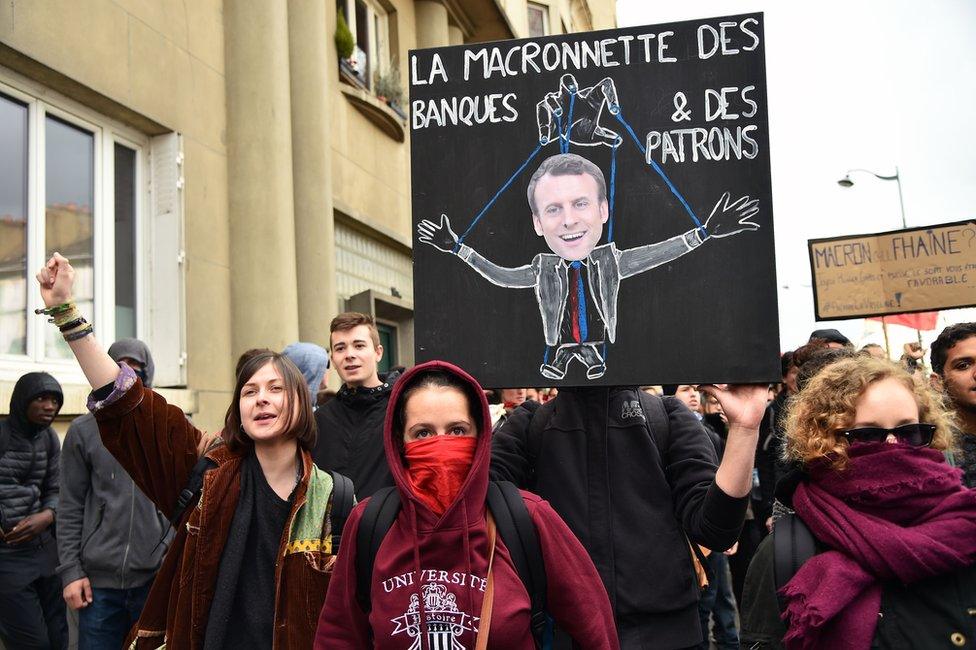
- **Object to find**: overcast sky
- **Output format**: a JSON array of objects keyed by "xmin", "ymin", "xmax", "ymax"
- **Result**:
[{"xmin": 617, "ymin": 0, "xmax": 976, "ymax": 353}]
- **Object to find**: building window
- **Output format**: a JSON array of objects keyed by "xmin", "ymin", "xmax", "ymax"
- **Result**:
[
  {"xmin": 376, "ymin": 322, "xmax": 397, "ymax": 374},
  {"xmin": 0, "ymin": 93, "xmax": 29, "ymax": 357},
  {"xmin": 338, "ymin": 0, "xmax": 391, "ymax": 91},
  {"xmin": 528, "ymin": 2, "xmax": 549, "ymax": 38},
  {"xmin": 0, "ymin": 76, "xmax": 149, "ymax": 378}
]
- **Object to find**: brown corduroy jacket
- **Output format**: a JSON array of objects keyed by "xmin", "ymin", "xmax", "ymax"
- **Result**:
[{"xmin": 94, "ymin": 377, "xmax": 336, "ymax": 649}]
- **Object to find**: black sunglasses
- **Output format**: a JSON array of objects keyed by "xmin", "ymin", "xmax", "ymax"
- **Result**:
[{"xmin": 841, "ymin": 423, "xmax": 936, "ymax": 447}]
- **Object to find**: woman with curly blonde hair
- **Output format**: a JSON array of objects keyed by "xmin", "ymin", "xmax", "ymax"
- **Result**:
[{"xmin": 741, "ymin": 355, "xmax": 976, "ymax": 650}]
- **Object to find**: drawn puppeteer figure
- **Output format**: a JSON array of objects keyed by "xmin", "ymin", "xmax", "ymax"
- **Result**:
[{"xmin": 418, "ymin": 153, "xmax": 759, "ymax": 380}]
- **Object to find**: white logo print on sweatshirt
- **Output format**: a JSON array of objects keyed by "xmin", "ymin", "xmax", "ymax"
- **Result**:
[{"xmin": 391, "ymin": 583, "xmax": 477, "ymax": 650}]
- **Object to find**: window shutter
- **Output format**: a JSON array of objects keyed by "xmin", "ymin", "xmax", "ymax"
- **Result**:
[{"xmin": 147, "ymin": 132, "xmax": 187, "ymax": 386}]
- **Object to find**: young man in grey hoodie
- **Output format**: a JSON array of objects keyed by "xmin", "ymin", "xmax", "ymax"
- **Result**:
[{"xmin": 57, "ymin": 339, "xmax": 172, "ymax": 649}]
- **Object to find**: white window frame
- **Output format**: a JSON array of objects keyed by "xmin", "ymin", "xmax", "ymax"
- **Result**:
[
  {"xmin": 527, "ymin": 2, "xmax": 550, "ymax": 38},
  {"xmin": 341, "ymin": 0, "xmax": 391, "ymax": 90},
  {"xmin": 0, "ymin": 68, "xmax": 150, "ymax": 385}
]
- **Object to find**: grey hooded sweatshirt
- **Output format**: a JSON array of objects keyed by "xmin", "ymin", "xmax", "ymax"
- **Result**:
[{"xmin": 56, "ymin": 339, "xmax": 172, "ymax": 589}]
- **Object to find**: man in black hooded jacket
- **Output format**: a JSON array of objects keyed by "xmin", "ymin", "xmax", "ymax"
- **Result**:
[
  {"xmin": 313, "ymin": 312, "xmax": 401, "ymax": 499},
  {"xmin": 0, "ymin": 371, "xmax": 67, "ymax": 649},
  {"xmin": 491, "ymin": 384, "xmax": 765, "ymax": 649}
]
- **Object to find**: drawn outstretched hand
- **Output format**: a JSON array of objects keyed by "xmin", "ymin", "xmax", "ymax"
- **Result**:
[
  {"xmin": 417, "ymin": 214, "xmax": 459, "ymax": 253},
  {"xmin": 703, "ymin": 192, "xmax": 760, "ymax": 239},
  {"xmin": 536, "ymin": 73, "xmax": 622, "ymax": 148}
]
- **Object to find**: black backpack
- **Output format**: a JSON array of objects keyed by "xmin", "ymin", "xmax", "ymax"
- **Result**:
[
  {"xmin": 355, "ymin": 480, "xmax": 551, "ymax": 649},
  {"xmin": 167, "ymin": 455, "xmax": 356, "ymax": 550}
]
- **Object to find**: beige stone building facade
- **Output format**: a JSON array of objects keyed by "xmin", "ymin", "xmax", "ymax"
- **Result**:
[{"xmin": 0, "ymin": 0, "xmax": 615, "ymax": 432}]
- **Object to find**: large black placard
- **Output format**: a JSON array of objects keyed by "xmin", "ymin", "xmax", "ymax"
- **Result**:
[{"xmin": 411, "ymin": 13, "xmax": 780, "ymax": 387}]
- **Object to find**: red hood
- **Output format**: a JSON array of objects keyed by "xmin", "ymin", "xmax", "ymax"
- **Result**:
[{"xmin": 383, "ymin": 360, "xmax": 493, "ymax": 531}]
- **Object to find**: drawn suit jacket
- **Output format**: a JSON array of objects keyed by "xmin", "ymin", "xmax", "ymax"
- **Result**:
[{"xmin": 458, "ymin": 229, "xmax": 704, "ymax": 346}]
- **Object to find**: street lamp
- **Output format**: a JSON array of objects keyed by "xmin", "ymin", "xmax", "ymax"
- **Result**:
[
  {"xmin": 837, "ymin": 165, "xmax": 918, "ymax": 358},
  {"xmin": 837, "ymin": 167, "xmax": 907, "ymax": 228}
]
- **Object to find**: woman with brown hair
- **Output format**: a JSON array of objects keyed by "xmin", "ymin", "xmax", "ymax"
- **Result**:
[
  {"xmin": 36, "ymin": 253, "xmax": 338, "ymax": 649},
  {"xmin": 740, "ymin": 355, "xmax": 976, "ymax": 650}
]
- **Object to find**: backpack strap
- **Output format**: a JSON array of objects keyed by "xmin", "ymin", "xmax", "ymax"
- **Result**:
[
  {"xmin": 352, "ymin": 482, "xmax": 550, "ymax": 647},
  {"xmin": 525, "ymin": 400, "xmax": 553, "ymax": 468},
  {"xmin": 355, "ymin": 486, "xmax": 401, "ymax": 616},
  {"xmin": 636, "ymin": 391, "xmax": 715, "ymax": 584},
  {"xmin": 487, "ymin": 481, "xmax": 549, "ymax": 649},
  {"xmin": 772, "ymin": 513, "xmax": 818, "ymax": 613},
  {"xmin": 153, "ymin": 453, "xmax": 217, "ymax": 554},
  {"xmin": 328, "ymin": 471, "xmax": 355, "ymax": 551},
  {"xmin": 637, "ymin": 391, "xmax": 671, "ymax": 462},
  {"xmin": 170, "ymin": 454, "xmax": 217, "ymax": 528}
]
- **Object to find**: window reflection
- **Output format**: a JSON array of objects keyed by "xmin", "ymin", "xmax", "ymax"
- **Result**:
[
  {"xmin": 0, "ymin": 94, "xmax": 28, "ymax": 356},
  {"xmin": 45, "ymin": 115, "xmax": 94, "ymax": 359},
  {"xmin": 115, "ymin": 144, "xmax": 137, "ymax": 339}
]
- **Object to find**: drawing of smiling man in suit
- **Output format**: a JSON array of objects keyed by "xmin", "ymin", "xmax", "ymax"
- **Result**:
[
  {"xmin": 418, "ymin": 151, "xmax": 759, "ymax": 380},
  {"xmin": 418, "ymin": 72, "xmax": 761, "ymax": 380}
]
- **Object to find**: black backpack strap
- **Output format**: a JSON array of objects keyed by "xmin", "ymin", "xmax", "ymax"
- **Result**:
[
  {"xmin": 637, "ymin": 391, "xmax": 715, "ymax": 585},
  {"xmin": 637, "ymin": 391, "xmax": 671, "ymax": 462},
  {"xmin": 525, "ymin": 399, "xmax": 553, "ymax": 467},
  {"xmin": 328, "ymin": 471, "xmax": 355, "ymax": 552},
  {"xmin": 772, "ymin": 513, "xmax": 817, "ymax": 613},
  {"xmin": 170, "ymin": 455, "xmax": 217, "ymax": 528},
  {"xmin": 355, "ymin": 486, "xmax": 401, "ymax": 615},
  {"xmin": 153, "ymin": 454, "xmax": 217, "ymax": 553},
  {"xmin": 487, "ymin": 481, "xmax": 549, "ymax": 649}
]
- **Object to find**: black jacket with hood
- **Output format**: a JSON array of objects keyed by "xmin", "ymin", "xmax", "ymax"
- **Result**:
[
  {"xmin": 313, "ymin": 371, "xmax": 400, "ymax": 499},
  {"xmin": 0, "ymin": 372, "xmax": 63, "ymax": 545},
  {"xmin": 491, "ymin": 386, "xmax": 748, "ymax": 649},
  {"xmin": 56, "ymin": 339, "xmax": 172, "ymax": 590}
]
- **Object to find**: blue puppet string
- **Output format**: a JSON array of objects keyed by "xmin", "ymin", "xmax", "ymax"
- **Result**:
[
  {"xmin": 614, "ymin": 111, "xmax": 707, "ymax": 238},
  {"xmin": 561, "ymin": 93, "xmax": 576, "ymax": 154},
  {"xmin": 608, "ymin": 143, "xmax": 618, "ymax": 242},
  {"xmin": 453, "ymin": 143, "xmax": 545, "ymax": 252}
]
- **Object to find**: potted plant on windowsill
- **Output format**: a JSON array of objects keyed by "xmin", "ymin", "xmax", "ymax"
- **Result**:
[
  {"xmin": 374, "ymin": 61, "xmax": 405, "ymax": 119},
  {"xmin": 335, "ymin": 9, "xmax": 356, "ymax": 75}
]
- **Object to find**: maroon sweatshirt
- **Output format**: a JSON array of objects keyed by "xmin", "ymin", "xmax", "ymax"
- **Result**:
[{"xmin": 314, "ymin": 361, "xmax": 618, "ymax": 649}]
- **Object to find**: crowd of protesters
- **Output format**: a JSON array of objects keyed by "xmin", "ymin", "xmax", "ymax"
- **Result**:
[{"xmin": 1, "ymin": 251, "xmax": 975, "ymax": 649}]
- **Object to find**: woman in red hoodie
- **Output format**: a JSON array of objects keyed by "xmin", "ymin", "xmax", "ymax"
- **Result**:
[{"xmin": 315, "ymin": 361, "xmax": 619, "ymax": 649}]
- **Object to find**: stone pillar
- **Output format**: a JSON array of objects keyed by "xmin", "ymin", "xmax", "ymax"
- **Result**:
[
  {"xmin": 415, "ymin": 1, "xmax": 450, "ymax": 49},
  {"xmin": 224, "ymin": 0, "xmax": 300, "ymax": 354},
  {"xmin": 288, "ymin": 0, "xmax": 339, "ymax": 347},
  {"xmin": 448, "ymin": 24, "xmax": 464, "ymax": 46}
]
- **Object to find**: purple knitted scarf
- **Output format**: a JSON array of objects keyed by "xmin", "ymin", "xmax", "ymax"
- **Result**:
[{"xmin": 781, "ymin": 442, "xmax": 976, "ymax": 650}]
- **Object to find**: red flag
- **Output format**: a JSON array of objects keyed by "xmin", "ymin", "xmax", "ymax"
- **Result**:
[{"xmin": 868, "ymin": 312, "xmax": 940, "ymax": 331}]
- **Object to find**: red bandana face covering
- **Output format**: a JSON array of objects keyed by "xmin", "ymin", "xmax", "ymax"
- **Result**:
[{"xmin": 404, "ymin": 436, "xmax": 477, "ymax": 515}]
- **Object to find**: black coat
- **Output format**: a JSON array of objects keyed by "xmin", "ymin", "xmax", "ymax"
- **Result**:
[
  {"xmin": 490, "ymin": 387, "xmax": 748, "ymax": 649},
  {"xmin": 312, "ymin": 379, "xmax": 396, "ymax": 499},
  {"xmin": 0, "ymin": 372, "xmax": 63, "ymax": 537}
]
